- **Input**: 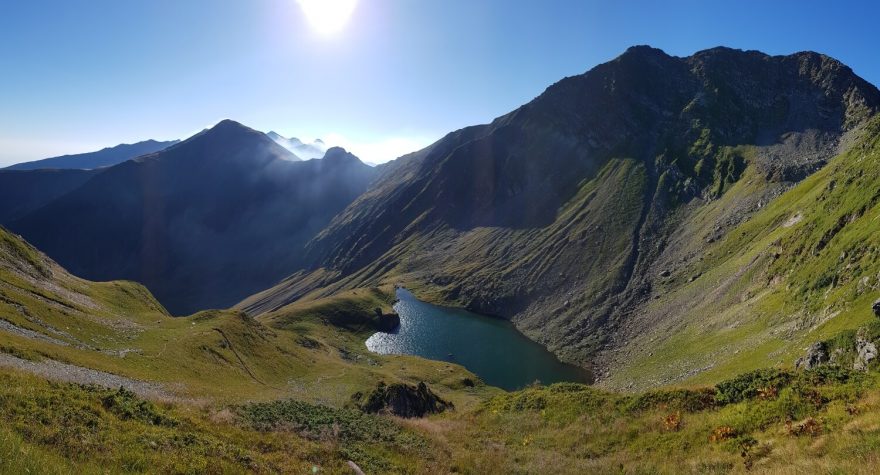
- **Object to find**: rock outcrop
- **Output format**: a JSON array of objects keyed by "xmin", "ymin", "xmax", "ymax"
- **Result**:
[
  {"xmin": 795, "ymin": 342, "xmax": 829, "ymax": 370},
  {"xmin": 355, "ymin": 381, "xmax": 453, "ymax": 418},
  {"xmin": 854, "ymin": 337, "xmax": 878, "ymax": 371}
]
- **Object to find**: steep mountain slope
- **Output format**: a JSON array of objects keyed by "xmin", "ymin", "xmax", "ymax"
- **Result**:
[
  {"xmin": 9, "ymin": 120, "xmax": 378, "ymax": 314},
  {"xmin": 600, "ymin": 116, "xmax": 880, "ymax": 389},
  {"xmin": 241, "ymin": 46, "xmax": 880, "ymax": 381},
  {"xmin": 0, "ymin": 168, "xmax": 99, "ymax": 222},
  {"xmin": 0, "ymin": 225, "xmax": 169, "ymax": 352},
  {"xmin": 5, "ymin": 139, "xmax": 179, "ymax": 170},
  {"xmin": 266, "ymin": 131, "xmax": 326, "ymax": 159}
]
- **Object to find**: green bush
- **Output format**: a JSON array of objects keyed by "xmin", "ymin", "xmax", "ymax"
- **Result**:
[
  {"xmin": 100, "ymin": 387, "xmax": 177, "ymax": 427},
  {"xmin": 714, "ymin": 368, "xmax": 792, "ymax": 405},
  {"xmin": 622, "ymin": 387, "xmax": 718, "ymax": 414}
]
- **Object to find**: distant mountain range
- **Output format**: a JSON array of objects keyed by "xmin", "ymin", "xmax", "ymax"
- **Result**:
[
  {"xmin": 5, "ymin": 139, "xmax": 179, "ymax": 170},
  {"xmin": 5, "ymin": 120, "xmax": 376, "ymax": 314},
  {"xmin": 266, "ymin": 131, "xmax": 327, "ymax": 160}
]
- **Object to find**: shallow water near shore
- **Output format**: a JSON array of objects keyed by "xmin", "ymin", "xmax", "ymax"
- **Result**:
[{"xmin": 366, "ymin": 288, "xmax": 591, "ymax": 391}]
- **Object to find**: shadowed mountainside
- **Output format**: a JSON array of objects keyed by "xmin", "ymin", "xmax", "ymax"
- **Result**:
[
  {"xmin": 8, "ymin": 120, "xmax": 378, "ymax": 314},
  {"xmin": 0, "ymin": 168, "xmax": 99, "ymax": 222}
]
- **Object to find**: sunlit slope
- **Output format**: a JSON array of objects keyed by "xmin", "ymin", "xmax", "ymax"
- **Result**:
[{"xmin": 601, "ymin": 117, "xmax": 880, "ymax": 388}]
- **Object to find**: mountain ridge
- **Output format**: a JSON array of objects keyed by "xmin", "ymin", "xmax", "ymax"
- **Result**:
[
  {"xmin": 7, "ymin": 120, "xmax": 378, "ymax": 314},
  {"xmin": 266, "ymin": 130, "xmax": 327, "ymax": 159},
  {"xmin": 5, "ymin": 138, "xmax": 179, "ymax": 171},
  {"xmin": 239, "ymin": 46, "xmax": 880, "ymax": 385}
]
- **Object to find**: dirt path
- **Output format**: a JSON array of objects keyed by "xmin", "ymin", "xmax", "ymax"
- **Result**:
[{"xmin": 0, "ymin": 353, "xmax": 172, "ymax": 400}]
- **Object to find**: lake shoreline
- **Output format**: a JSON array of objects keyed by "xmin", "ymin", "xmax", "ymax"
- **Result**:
[{"xmin": 366, "ymin": 288, "xmax": 592, "ymax": 391}]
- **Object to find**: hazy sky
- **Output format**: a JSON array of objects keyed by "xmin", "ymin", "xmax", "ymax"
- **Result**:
[{"xmin": 1, "ymin": 0, "xmax": 878, "ymax": 166}]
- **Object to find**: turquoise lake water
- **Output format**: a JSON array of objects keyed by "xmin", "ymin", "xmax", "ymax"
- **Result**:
[{"xmin": 365, "ymin": 288, "xmax": 591, "ymax": 390}]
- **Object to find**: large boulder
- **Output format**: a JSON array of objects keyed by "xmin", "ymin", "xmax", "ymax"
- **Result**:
[
  {"xmin": 873, "ymin": 299, "xmax": 880, "ymax": 318},
  {"xmin": 356, "ymin": 381, "xmax": 453, "ymax": 418},
  {"xmin": 854, "ymin": 337, "xmax": 878, "ymax": 372},
  {"xmin": 795, "ymin": 342, "xmax": 828, "ymax": 370}
]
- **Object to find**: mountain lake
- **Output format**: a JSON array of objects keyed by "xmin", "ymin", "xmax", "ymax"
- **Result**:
[{"xmin": 366, "ymin": 288, "xmax": 592, "ymax": 390}]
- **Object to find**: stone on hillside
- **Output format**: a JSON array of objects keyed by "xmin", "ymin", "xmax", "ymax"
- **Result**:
[
  {"xmin": 794, "ymin": 342, "xmax": 828, "ymax": 370},
  {"xmin": 854, "ymin": 337, "xmax": 878, "ymax": 372},
  {"xmin": 357, "ymin": 381, "xmax": 453, "ymax": 418},
  {"xmin": 872, "ymin": 299, "xmax": 880, "ymax": 317}
]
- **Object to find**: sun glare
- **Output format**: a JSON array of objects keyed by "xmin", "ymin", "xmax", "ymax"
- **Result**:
[{"xmin": 297, "ymin": 0, "xmax": 358, "ymax": 36}]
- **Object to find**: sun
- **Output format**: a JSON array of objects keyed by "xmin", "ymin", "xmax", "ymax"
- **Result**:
[{"xmin": 297, "ymin": 0, "xmax": 358, "ymax": 36}]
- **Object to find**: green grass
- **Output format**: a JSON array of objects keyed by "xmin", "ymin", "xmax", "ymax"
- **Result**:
[
  {"xmin": 603, "ymin": 117, "xmax": 880, "ymax": 389},
  {"xmin": 5, "ymin": 354, "xmax": 880, "ymax": 474},
  {"xmin": 0, "ymin": 369, "xmax": 343, "ymax": 474},
  {"xmin": 238, "ymin": 399, "xmax": 433, "ymax": 473},
  {"xmin": 439, "ymin": 367, "xmax": 878, "ymax": 474}
]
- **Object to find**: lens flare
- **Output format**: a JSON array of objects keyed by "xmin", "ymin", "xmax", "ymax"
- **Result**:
[{"xmin": 297, "ymin": 0, "xmax": 358, "ymax": 36}]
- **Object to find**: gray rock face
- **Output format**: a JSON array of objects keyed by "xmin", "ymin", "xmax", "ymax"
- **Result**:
[
  {"xmin": 795, "ymin": 342, "xmax": 829, "ymax": 370},
  {"xmin": 854, "ymin": 337, "xmax": 878, "ymax": 371},
  {"xmin": 872, "ymin": 299, "xmax": 880, "ymax": 317}
]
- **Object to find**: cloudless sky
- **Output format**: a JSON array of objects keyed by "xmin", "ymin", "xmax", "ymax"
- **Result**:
[{"xmin": 0, "ymin": 0, "xmax": 878, "ymax": 166}]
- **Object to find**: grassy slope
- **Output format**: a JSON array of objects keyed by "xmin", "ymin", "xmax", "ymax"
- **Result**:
[
  {"xmin": 7, "ymin": 210, "xmax": 880, "ymax": 472},
  {"xmin": 0, "ymin": 227, "xmax": 497, "ymax": 472},
  {"xmin": 0, "ymin": 368, "xmax": 423, "ymax": 474},
  {"xmin": 4, "ymin": 355, "xmax": 880, "ymax": 473},
  {"xmin": 604, "ymin": 117, "xmax": 880, "ymax": 389},
  {"xmin": 0, "ymin": 226, "xmax": 489, "ymax": 405}
]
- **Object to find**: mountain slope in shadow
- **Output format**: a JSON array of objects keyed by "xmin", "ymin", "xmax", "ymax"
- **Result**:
[{"xmin": 10, "ymin": 120, "xmax": 377, "ymax": 314}]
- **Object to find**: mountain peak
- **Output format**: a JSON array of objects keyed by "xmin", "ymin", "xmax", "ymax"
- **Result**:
[
  {"xmin": 266, "ymin": 132, "xmax": 325, "ymax": 160},
  {"xmin": 323, "ymin": 146, "xmax": 348, "ymax": 156},
  {"xmin": 210, "ymin": 119, "xmax": 253, "ymax": 133},
  {"xmin": 196, "ymin": 119, "xmax": 271, "ymax": 143},
  {"xmin": 321, "ymin": 146, "xmax": 361, "ymax": 165},
  {"xmin": 617, "ymin": 45, "xmax": 672, "ymax": 63},
  {"xmin": 622, "ymin": 44, "xmax": 666, "ymax": 55},
  {"xmin": 154, "ymin": 119, "xmax": 299, "ymax": 166}
]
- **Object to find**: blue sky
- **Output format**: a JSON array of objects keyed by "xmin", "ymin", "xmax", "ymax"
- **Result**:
[{"xmin": 0, "ymin": 0, "xmax": 878, "ymax": 166}]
